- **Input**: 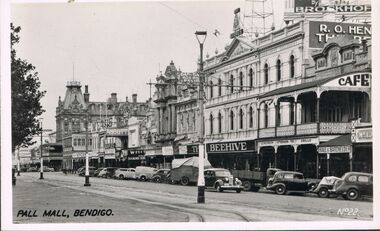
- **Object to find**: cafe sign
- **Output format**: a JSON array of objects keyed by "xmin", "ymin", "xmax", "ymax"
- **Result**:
[{"xmin": 323, "ymin": 73, "xmax": 371, "ymax": 88}]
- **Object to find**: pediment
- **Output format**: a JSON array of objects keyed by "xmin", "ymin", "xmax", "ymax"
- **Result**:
[{"xmin": 223, "ymin": 37, "xmax": 255, "ymax": 61}]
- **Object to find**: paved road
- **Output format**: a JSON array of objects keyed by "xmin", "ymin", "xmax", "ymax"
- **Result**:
[{"xmin": 13, "ymin": 172, "xmax": 373, "ymax": 223}]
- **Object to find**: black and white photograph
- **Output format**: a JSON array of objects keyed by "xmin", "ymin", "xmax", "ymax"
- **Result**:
[{"xmin": 1, "ymin": 0, "xmax": 379, "ymax": 230}]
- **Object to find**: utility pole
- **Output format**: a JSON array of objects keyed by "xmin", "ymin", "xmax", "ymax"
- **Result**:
[
  {"xmin": 84, "ymin": 113, "xmax": 91, "ymax": 186},
  {"xmin": 39, "ymin": 118, "xmax": 44, "ymax": 179},
  {"xmin": 195, "ymin": 31, "xmax": 207, "ymax": 204}
]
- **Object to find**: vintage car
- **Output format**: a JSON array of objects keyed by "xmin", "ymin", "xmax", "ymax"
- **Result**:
[
  {"xmin": 312, "ymin": 176, "xmax": 341, "ymax": 198},
  {"xmin": 38, "ymin": 166, "xmax": 55, "ymax": 172},
  {"xmin": 204, "ymin": 168, "xmax": 243, "ymax": 193},
  {"xmin": 114, "ymin": 168, "xmax": 136, "ymax": 180},
  {"xmin": 151, "ymin": 169, "xmax": 171, "ymax": 183},
  {"xmin": 330, "ymin": 172, "xmax": 373, "ymax": 200},
  {"xmin": 77, "ymin": 166, "xmax": 96, "ymax": 176},
  {"xmin": 266, "ymin": 171, "xmax": 309, "ymax": 195},
  {"xmin": 98, "ymin": 167, "xmax": 118, "ymax": 178}
]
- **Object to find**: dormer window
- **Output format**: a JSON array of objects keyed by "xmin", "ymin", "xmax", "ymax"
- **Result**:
[
  {"xmin": 316, "ymin": 58, "xmax": 326, "ymax": 69},
  {"xmin": 342, "ymin": 50, "xmax": 353, "ymax": 62}
]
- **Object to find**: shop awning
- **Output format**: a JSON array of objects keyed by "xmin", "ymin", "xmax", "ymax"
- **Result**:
[{"xmin": 318, "ymin": 134, "xmax": 352, "ymax": 153}]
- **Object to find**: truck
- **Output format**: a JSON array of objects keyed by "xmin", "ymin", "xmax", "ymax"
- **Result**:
[
  {"xmin": 230, "ymin": 168, "xmax": 281, "ymax": 192},
  {"xmin": 170, "ymin": 157, "xmax": 212, "ymax": 186}
]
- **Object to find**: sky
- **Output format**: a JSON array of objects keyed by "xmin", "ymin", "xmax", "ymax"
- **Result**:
[{"xmin": 11, "ymin": 1, "xmax": 285, "ymax": 131}]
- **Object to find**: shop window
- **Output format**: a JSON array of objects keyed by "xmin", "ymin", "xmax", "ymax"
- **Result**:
[
  {"xmin": 230, "ymin": 110, "xmax": 234, "ymax": 130},
  {"xmin": 239, "ymin": 72, "xmax": 244, "ymax": 91},
  {"xmin": 210, "ymin": 114, "xmax": 214, "ymax": 135},
  {"xmin": 276, "ymin": 59, "xmax": 281, "ymax": 81},
  {"xmin": 218, "ymin": 112, "xmax": 222, "ymax": 133},
  {"xmin": 209, "ymin": 80, "xmax": 213, "ymax": 98},
  {"xmin": 218, "ymin": 78, "xmax": 222, "ymax": 96},
  {"xmin": 230, "ymin": 75, "xmax": 234, "ymax": 93},
  {"xmin": 264, "ymin": 63, "xmax": 269, "ymax": 85},
  {"xmin": 290, "ymin": 55, "xmax": 295, "ymax": 78},
  {"xmin": 239, "ymin": 109, "xmax": 244, "ymax": 129},
  {"xmin": 249, "ymin": 106, "xmax": 254, "ymax": 128},
  {"xmin": 249, "ymin": 68, "xmax": 254, "ymax": 89}
]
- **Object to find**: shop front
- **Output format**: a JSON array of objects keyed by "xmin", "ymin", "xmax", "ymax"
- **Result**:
[
  {"xmin": 206, "ymin": 140, "xmax": 256, "ymax": 171},
  {"xmin": 161, "ymin": 145, "xmax": 174, "ymax": 169},
  {"xmin": 125, "ymin": 149, "xmax": 146, "ymax": 168},
  {"xmin": 177, "ymin": 144, "xmax": 199, "ymax": 159},
  {"xmin": 145, "ymin": 148, "xmax": 162, "ymax": 168}
]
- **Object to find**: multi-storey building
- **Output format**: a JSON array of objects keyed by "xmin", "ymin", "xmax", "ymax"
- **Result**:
[{"xmin": 203, "ymin": 19, "xmax": 371, "ymax": 178}]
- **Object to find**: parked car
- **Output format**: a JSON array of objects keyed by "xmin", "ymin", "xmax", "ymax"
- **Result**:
[
  {"xmin": 77, "ymin": 166, "xmax": 96, "ymax": 176},
  {"xmin": 135, "ymin": 166, "xmax": 158, "ymax": 181},
  {"xmin": 38, "ymin": 166, "xmax": 55, "ymax": 172},
  {"xmin": 27, "ymin": 166, "xmax": 38, "ymax": 172},
  {"xmin": 114, "ymin": 168, "xmax": 136, "ymax": 180},
  {"xmin": 312, "ymin": 176, "xmax": 341, "ymax": 198},
  {"xmin": 204, "ymin": 168, "xmax": 243, "ymax": 193},
  {"xmin": 152, "ymin": 169, "xmax": 171, "ymax": 183},
  {"xmin": 98, "ymin": 167, "xmax": 118, "ymax": 178},
  {"xmin": 330, "ymin": 172, "xmax": 373, "ymax": 200},
  {"xmin": 266, "ymin": 171, "xmax": 309, "ymax": 195},
  {"xmin": 94, "ymin": 168, "xmax": 105, "ymax": 177},
  {"xmin": 170, "ymin": 157, "xmax": 212, "ymax": 185}
]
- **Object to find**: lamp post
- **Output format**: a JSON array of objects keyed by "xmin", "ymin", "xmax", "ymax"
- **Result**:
[
  {"xmin": 17, "ymin": 147, "xmax": 20, "ymax": 176},
  {"xmin": 195, "ymin": 30, "xmax": 207, "ymax": 204},
  {"xmin": 84, "ymin": 113, "xmax": 91, "ymax": 186},
  {"xmin": 39, "ymin": 118, "xmax": 44, "ymax": 179}
]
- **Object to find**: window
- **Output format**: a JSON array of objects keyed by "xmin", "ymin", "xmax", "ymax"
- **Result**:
[
  {"xmin": 342, "ymin": 50, "xmax": 353, "ymax": 62},
  {"xmin": 218, "ymin": 112, "xmax": 222, "ymax": 133},
  {"xmin": 218, "ymin": 78, "xmax": 222, "ymax": 96},
  {"xmin": 209, "ymin": 114, "xmax": 213, "ymax": 134},
  {"xmin": 249, "ymin": 106, "xmax": 253, "ymax": 128},
  {"xmin": 209, "ymin": 81, "xmax": 213, "ymax": 98},
  {"xmin": 230, "ymin": 75, "xmax": 234, "ymax": 93},
  {"xmin": 230, "ymin": 110, "xmax": 234, "ymax": 130},
  {"xmin": 348, "ymin": 175, "xmax": 357, "ymax": 182},
  {"xmin": 264, "ymin": 104, "xmax": 269, "ymax": 128},
  {"xmin": 264, "ymin": 63, "xmax": 269, "ymax": 85},
  {"xmin": 239, "ymin": 72, "xmax": 244, "ymax": 91},
  {"xmin": 290, "ymin": 55, "xmax": 295, "ymax": 78},
  {"xmin": 239, "ymin": 109, "xmax": 244, "ymax": 129},
  {"xmin": 276, "ymin": 59, "xmax": 281, "ymax": 81},
  {"xmin": 73, "ymin": 139, "xmax": 77, "ymax": 146},
  {"xmin": 249, "ymin": 68, "xmax": 253, "ymax": 89},
  {"xmin": 284, "ymin": 173, "xmax": 294, "ymax": 179},
  {"xmin": 317, "ymin": 58, "xmax": 326, "ymax": 69}
]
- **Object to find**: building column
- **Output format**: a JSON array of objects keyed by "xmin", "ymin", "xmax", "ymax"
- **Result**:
[
  {"xmin": 274, "ymin": 101, "xmax": 279, "ymax": 137},
  {"xmin": 257, "ymin": 107, "xmax": 261, "ymax": 138},
  {"xmin": 326, "ymin": 153, "xmax": 330, "ymax": 176},
  {"xmin": 294, "ymin": 100, "xmax": 298, "ymax": 135},
  {"xmin": 316, "ymin": 97, "xmax": 320, "ymax": 133},
  {"xmin": 293, "ymin": 145, "xmax": 298, "ymax": 171},
  {"xmin": 349, "ymin": 149, "xmax": 353, "ymax": 172},
  {"xmin": 274, "ymin": 146, "xmax": 278, "ymax": 168},
  {"xmin": 316, "ymin": 152, "xmax": 319, "ymax": 179},
  {"xmin": 173, "ymin": 105, "xmax": 177, "ymax": 133}
]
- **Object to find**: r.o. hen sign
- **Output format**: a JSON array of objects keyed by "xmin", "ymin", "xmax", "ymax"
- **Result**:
[{"xmin": 309, "ymin": 21, "xmax": 371, "ymax": 48}]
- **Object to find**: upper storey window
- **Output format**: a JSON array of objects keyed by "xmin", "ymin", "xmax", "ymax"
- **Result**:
[
  {"xmin": 249, "ymin": 68, "xmax": 254, "ymax": 89},
  {"xmin": 239, "ymin": 72, "xmax": 244, "ymax": 91},
  {"xmin": 276, "ymin": 59, "xmax": 281, "ymax": 81},
  {"xmin": 264, "ymin": 63, "xmax": 269, "ymax": 85},
  {"xmin": 290, "ymin": 55, "xmax": 295, "ymax": 78},
  {"xmin": 218, "ymin": 78, "xmax": 222, "ymax": 96},
  {"xmin": 230, "ymin": 75, "xmax": 234, "ymax": 93}
]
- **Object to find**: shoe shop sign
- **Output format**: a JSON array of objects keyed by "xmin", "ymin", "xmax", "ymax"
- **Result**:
[
  {"xmin": 309, "ymin": 21, "xmax": 371, "ymax": 48},
  {"xmin": 294, "ymin": 0, "xmax": 371, "ymax": 13}
]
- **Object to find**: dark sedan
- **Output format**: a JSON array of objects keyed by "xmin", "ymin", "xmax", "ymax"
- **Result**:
[{"xmin": 266, "ymin": 171, "xmax": 309, "ymax": 195}]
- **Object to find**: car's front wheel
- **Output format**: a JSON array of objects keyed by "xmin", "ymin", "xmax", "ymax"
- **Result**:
[
  {"xmin": 275, "ymin": 185, "xmax": 286, "ymax": 195},
  {"xmin": 236, "ymin": 189, "xmax": 242, "ymax": 193},
  {"xmin": 346, "ymin": 188, "xmax": 360, "ymax": 200},
  {"xmin": 216, "ymin": 184, "xmax": 223, "ymax": 192},
  {"xmin": 180, "ymin": 177, "xmax": 189, "ymax": 186},
  {"xmin": 318, "ymin": 187, "xmax": 329, "ymax": 198},
  {"xmin": 140, "ymin": 176, "xmax": 147, "ymax": 181},
  {"xmin": 119, "ymin": 175, "xmax": 124, "ymax": 180}
]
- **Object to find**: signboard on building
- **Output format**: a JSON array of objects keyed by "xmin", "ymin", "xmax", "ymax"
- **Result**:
[
  {"xmin": 295, "ymin": 0, "xmax": 371, "ymax": 13},
  {"xmin": 106, "ymin": 128, "xmax": 128, "ymax": 136},
  {"xmin": 309, "ymin": 21, "xmax": 371, "ymax": 48},
  {"xmin": 257, "ymin": 137, "xmax": 319, "ymax": 148},
  {"xmin": 206, "ymin": 140, "xmax": 255, "ymax": 154},
  {"xmin": 352, "ymin": 126, "xmax": 372, "ymax": 143},
  {"xmin": 324, "ymin": 73, "xmax": 371, "ymax": 89},
  {"xmin": 178, "ymin": 144, "xmax": 199, "ymax": 155},
  {"xmin": 318, "ymin": 145, "xmax": 352, "ymax": 153},
  {"xmin": 162, "ymin": 146, "xmax": 174, "ymax": 156}
]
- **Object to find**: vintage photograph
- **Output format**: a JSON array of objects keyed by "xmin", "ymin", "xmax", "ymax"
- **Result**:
[{"xmin": 2, "ymin": 0, "xmax": 378, "ymax": 229}]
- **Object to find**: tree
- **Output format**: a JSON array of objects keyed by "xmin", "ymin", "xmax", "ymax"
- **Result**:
[{"xmin": 11, "ymin": 24, "xmax": 46, "ymax": 151}]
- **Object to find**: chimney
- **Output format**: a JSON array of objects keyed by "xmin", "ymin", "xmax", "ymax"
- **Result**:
[
  {"xmin": 84, "ymin": 85, "xmax": 90, "ymax": 103},
  {"xmin": 132, "ymin": 93, "xmax": 137, "ymax": 104},
  {"xmin": 111, "ymin": 93, "xmax": 117, "ymax": 104}
]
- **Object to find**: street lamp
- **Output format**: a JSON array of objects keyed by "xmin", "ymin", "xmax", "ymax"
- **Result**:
[
  {"xmin": 195, "ymin": 30, "xmax": 207, "ymax": 204},
  {"xmin": 84, "ymin": 113, "xmax": 91, "ymax": 186},
  {"xmin": 39, "ymin": 118, "xmax": 44, "ymax": 179}
]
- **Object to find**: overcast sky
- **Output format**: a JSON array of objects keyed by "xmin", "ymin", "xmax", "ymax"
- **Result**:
[{"xmin": 11, "ymin": 1, "xmax": 285, "ymax": 131}]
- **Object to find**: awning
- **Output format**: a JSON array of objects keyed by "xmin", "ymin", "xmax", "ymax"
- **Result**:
[
  {"xmin": 174, "ymin": 135, "xmax": 186, "ymax": 142},
  {"xmin": 318, "ymin": 135, "xmax": 352, "ymax": 154}
]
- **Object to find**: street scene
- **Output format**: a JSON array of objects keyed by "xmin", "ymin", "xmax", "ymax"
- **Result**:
[{"xmin": 5, "ymin": 0, "xmax": 376, "ymax": 229}]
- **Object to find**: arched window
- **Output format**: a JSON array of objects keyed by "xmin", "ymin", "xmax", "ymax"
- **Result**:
[
  {"xmin": 230, "ymin": 110, "xmax": 234, "ymax": 130},
  {"xmin": 264, "ymin": 63, "xmax": 269, "ymax": 85},
  {"xmin": 210, "ymin": 113, "xmax": 213, "ymax": 134},
  {"xmin": 264, "ymin": 104, "xmax": 269, "ymax": 128},
  {"xmin": 276, "ymin": 59, "xmax": 281, "ymax": 81},
  {"xmin": 239, "ymin": 108, "xmax": 244, "ymax": 129},
  {"xmin": 239, "ymin": 72, "xmax": 244, "ymax": 91},
  {"xmin": 249, "ymin": 68, "xmax": 253, "ymax": 89},
  {"xmin": 218, "ymin": 78, "xmax": 222, "ymax": 96},
  {"xmin": 209, "ymin": 80, "xmax": 213, "ymax": 98},
  {"xmin": 230, "ymin": 75, "xmax": 234, "ymax": 93},
  {"xmin": 249, "ymin": 106, "xmax": 254, "ymax": 128},
  {"xmin": 290, "ymin": 55, "xmax": 295, "ymax": 78},
  {"xmin": 218, "ymin": 112, "xmax": 222, "ymax": 133}
]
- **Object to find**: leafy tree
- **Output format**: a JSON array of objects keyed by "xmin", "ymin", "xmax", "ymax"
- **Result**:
[{"xmin": 11, "ymin": 24, "xmax": 46, "ymax": 151}]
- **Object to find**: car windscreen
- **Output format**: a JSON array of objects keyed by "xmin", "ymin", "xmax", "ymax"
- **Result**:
[{"xmin": 214, "ymin": 170, "xmax": 232, "ymax": 177}]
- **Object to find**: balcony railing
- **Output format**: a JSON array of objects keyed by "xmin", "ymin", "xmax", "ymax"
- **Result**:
[
  {"xmin": 296, "ymin": 123, "xmax": 318, "ymax": 135},
  {"xmin": 259, "ymin": 127, "xmax": 275, "ymax": 138},
  {"xmin": 276, "ymin": 125, "xmax": 295, "ymax": 137},
  {"xmin": 320, "ymin": 122, "xmax": 351, "ymax": 134}
]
